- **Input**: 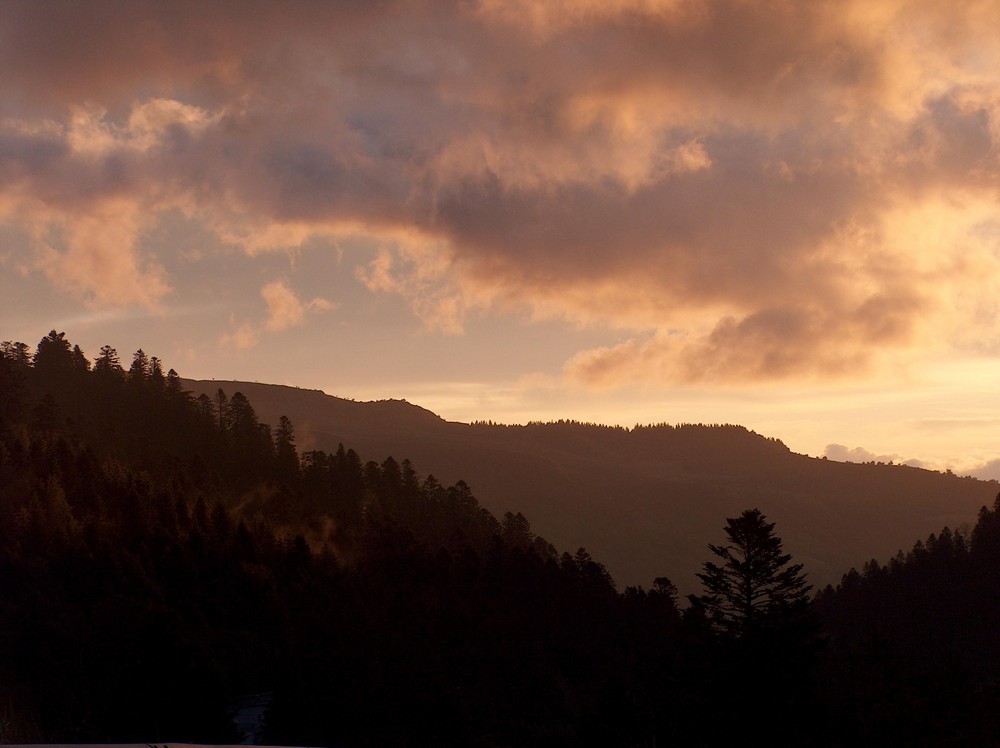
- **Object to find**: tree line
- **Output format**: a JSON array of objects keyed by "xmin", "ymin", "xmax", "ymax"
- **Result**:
[{"xmin": 2, "ymin": 331, "xmax": 1000, "ymax": 745}]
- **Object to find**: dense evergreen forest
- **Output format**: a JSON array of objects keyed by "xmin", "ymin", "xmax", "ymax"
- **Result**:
[
  {"xmin": 179, "ymin": 376, "xmax": 997, "ymax": 596},
  {"xmin": 3, "ymin": 330, "xmax": 1000, "ymax": 745}
]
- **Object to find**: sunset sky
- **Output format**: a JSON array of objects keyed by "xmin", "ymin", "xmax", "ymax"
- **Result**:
[{"xmin": 3, "ymin": 0, "xmax": 1000, "ymax": 476}]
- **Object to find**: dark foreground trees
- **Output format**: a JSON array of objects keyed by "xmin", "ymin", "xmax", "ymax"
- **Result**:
[
  {"xmin": 814, "ymin": 496, "xmax": 1000, "ymax": 745},
  {"xmin": 687, "ymin": 509, "xmax": 820, "ymax": 746},
  {"xmin": 12, "ymin": 331, "xmax": 1000, "ymax": 745},
  {"xmin": 692, "ymin": 508, "xmax": 812, "ymax": 636},
  {"xmin": 0, "ymin": 331, "xmax": 663, "ymax": 746}
]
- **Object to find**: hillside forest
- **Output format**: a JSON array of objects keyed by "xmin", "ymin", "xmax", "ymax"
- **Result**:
[{"xmin": 3, "ymin": 330, "xmax": 1000, "ymax": 746}]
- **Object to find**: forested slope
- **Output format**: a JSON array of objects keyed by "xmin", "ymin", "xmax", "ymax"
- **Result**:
[
  {"xmin": 0, "ymin": 332, "xmax": 678, "ymax": 745},
  {"xmin": 6, "ymin": 331, "xmax": 1000, "ymax": 745},
  {"xmin": 185, "ymin": 378, "xmax": 998, "ymax": 592}
]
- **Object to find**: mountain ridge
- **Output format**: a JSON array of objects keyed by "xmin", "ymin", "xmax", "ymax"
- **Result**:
[{"xmin": 184, "ymin": 378, "xmax": 998, "ymax": 594}]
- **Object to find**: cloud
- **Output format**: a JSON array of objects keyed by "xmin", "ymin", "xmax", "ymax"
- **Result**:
[
  {"xmin": 262, "ymin": 280, "xmax": 306, "ymax": 332},
  {"xmin": 3, "ymin": 1, "xmax": 1000, "ymax": 382},
  {"xmin": 0, "ymin": 99, "xmax": 217, "ymax": 308},
  {"xmin": 32, "ymin": 199, "xmax": 171, "ymax": 309},
  {"xmin": 355, "ymin": 245, "xmax": 483, "ymax": 335},
  {"xmin": 219, "ymin": 319, "xmax": 260, "ymax": 351},
  {"xmin": 826, "ymin": 444, "xmax": 1000, "ymax": 478},
  {"xmin": 564, "ymin": 288, "xmax": 928, "ymax": 385},
  {"xmin": 222, "ymin": 279, "xmax": 334, "ymax": 348},
  {"xmin": 824, "ymin": 444, "xmax": 903, "ymax": 464},
  {"xmin": 262, "ymin": 279, "xmax": 333, "ymax": 332},
  {"xmin": 965, "ymin": 459, "xmax": 1000, "ymax": 481}
]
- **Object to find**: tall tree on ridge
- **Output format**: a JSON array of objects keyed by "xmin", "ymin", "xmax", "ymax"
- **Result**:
[
  {"xmin": 33, "ymin": 330, "xmax": 74, "ymax": 393},
  {"xmin": 128, "ymin": 349, "xmax": 151, "ymax": 383},
  {"xmin": 94, "ymin": 345, "xmax": 124, "ymax": 380}
]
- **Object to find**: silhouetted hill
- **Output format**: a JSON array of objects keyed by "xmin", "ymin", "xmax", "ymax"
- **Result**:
[
  {"xmin": 185, "ymin": 379, "xmax": 998, "ymax": 593},
  {"xmin": 10, "ymin": 333, "xmax": 1000, "ymax": 744},
  {"xmin": 1, "ymin": 333, "xmax": 655, "ymax": 745}
]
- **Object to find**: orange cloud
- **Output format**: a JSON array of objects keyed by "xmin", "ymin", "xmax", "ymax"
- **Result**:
[
  {"xmin": 219, "ymin": 320, "xmax": 260, "ymax": 351},
  {"xmin": 221, "ymin": 280, "xmax": 334, "ymax": 349},
  {"xmin": 0, "ymin": 99, "xmax": 218, "ymax": 308},
  {"xmin": 262, "ymin": 279, "xmax": 333, "ymax": 332}
]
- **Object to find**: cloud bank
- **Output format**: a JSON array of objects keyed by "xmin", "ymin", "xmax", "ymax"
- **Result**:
[
  {"xmin": 3, "ymin": 0, "xmax": 1000, "ymax": 383},
  {"xmin": 825, "ymin": 443, "xmax": 911, "ymax": 465}
]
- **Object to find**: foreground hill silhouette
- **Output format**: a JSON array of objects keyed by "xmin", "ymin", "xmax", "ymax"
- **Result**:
[
  {"xmin": 1, "ymin": 332, "xmax": 656, "ymax": 744},
  {"xmin": 8, "ymin": 332, "xmax": 1000, "ymax": 744},
  {"xmin": 185, "ymin": 379, "xmax": 998, "ymax": 593}
]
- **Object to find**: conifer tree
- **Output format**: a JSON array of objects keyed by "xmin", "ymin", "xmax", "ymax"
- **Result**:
[
  {"xmin": 149, "ymin": 357, "xmax": 165, "ymax": 390},
  {"xmin": 692, "ymin": 508, "xmax": 811, "ymax": 637},
  {"xmin": 274, "ymin": 415, "xmax": 299, "ymax": 483},
  {"xmin": 70, "ymin": 345, "xmax": 90, "ymax": 374},
  {"xmin": 215, "ymin": 388, "xmax": 228, "ymax": 432},
  {"xmin": 0, "ymin": 342, "xmax": 28, "ymax": 427},
  {"xmin": 128, "ymin": 349, "xmax": 151, "ymax": 383},
  {"xmin": 94, "ymin": 345, "xmax": 124, "ymax": 379},
  {"xmin": 0, "ymin": 340, "xmax": 31, "ymax": 368},
  {"xmin": 33, "ymin": 331, "xmax": 74, "ymax": 393}
]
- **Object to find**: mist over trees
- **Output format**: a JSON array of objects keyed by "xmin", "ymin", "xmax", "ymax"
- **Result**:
[{"xmin": 3, "ymin": 331, "xmax": 1000, "ymax": 745}]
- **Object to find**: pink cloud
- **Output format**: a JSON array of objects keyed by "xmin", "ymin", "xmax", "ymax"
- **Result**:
[
  {"xmin": 221, "ymin": 279, "xmax": 335, "ymax": 349},
  {"xmin": 262, "ymin": 279, "xmax": 333, "ymax": 332}
]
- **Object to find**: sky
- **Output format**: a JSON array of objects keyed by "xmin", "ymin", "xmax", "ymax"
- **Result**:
[{"xmin": 3, "ymin": 0, "xmax": 1000, "ymax": 476}]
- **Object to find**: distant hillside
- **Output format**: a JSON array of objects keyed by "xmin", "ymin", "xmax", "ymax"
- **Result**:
[{"xmin": 185, "ymin": 379, "xmax": 999, "ymax": 593}]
